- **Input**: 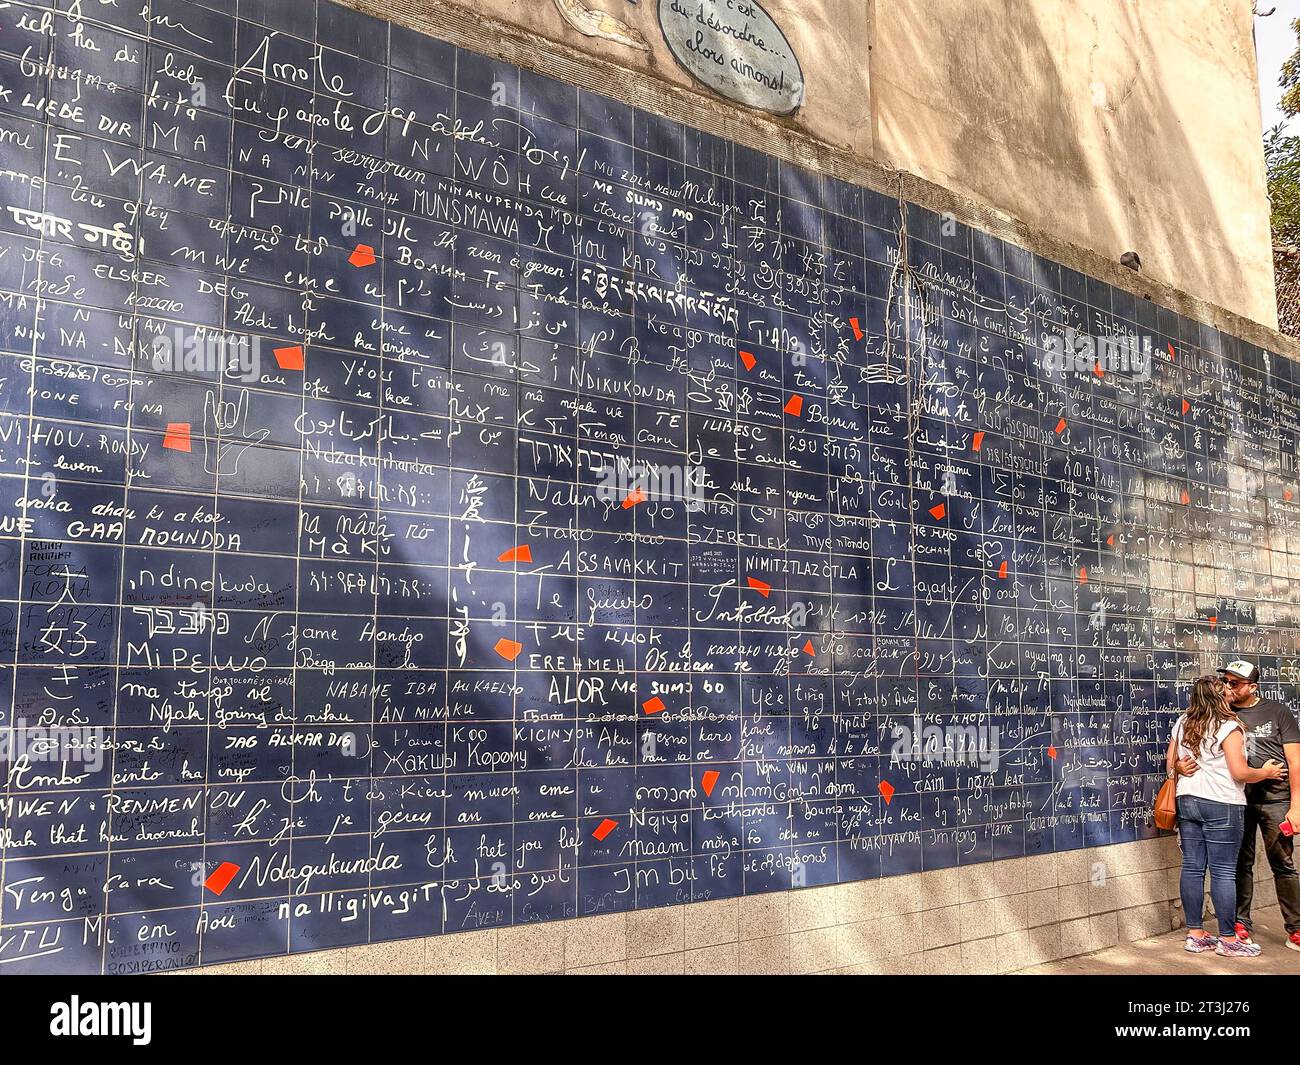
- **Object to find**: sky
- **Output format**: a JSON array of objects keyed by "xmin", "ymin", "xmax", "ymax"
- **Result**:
[{"xmin": 1257, "ymin": 0, "xmax": 1300, "ymax": 133}]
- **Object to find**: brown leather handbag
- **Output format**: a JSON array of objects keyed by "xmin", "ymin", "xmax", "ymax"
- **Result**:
[
  {"xmin": 1154, "ymin": 773, "xmax": 1178, "ymax": 830},
  {"xmin": 1155, "ymin": 718, "xmax": 1183, "ymax": 830}
]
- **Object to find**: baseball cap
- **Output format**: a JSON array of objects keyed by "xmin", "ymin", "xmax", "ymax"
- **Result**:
[{"xmin": 1217, "ymin": 660, "xmax": 1261, "ymax": 683}]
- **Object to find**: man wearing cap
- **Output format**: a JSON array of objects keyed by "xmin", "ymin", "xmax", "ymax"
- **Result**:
[{"xmin": 1214, "ymin": 661, "xmax": 1300, "ymax": 950}]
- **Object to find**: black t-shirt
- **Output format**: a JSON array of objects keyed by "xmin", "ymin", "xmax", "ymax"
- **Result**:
[{"xmin": 1237, "ymin": 698, "xmax": 1300, "ymax": 803}]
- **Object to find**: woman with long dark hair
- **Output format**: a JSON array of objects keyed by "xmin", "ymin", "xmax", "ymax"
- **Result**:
[{"xmin": 1167, "ymin": 675, "xmax": 1287, "ymax": 956}]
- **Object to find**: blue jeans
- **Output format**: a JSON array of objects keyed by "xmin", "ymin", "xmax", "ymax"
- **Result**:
[{"xmin": 1177, "ymin": 795, "xmax": 1246, "ymax": 937}]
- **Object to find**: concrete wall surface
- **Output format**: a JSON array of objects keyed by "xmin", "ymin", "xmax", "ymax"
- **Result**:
[{"xmin": 871, "ymin": 0, "xmax": 1275, "ymax": 330}]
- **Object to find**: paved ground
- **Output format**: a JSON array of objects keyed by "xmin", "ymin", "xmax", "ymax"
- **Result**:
[{"xmin": 1015, "ymin": 905, "xmax": 1300, "ymax": 975}]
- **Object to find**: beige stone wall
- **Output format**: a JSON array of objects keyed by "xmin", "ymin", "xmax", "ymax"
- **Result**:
[
  {"xmin": 870, "ymin": 0, "xmax": 1276, "ymax": 330},
  {"xmin": 382, "ymin": 0, "xmax": 875, "ymax": 157},
  {"xmin": 174, "ymin": 837, "xmax": 1199, "ymax": 975},
  {"xmin": 353, "ymin": 0, "xmax": 1276, "ymax": 329}
]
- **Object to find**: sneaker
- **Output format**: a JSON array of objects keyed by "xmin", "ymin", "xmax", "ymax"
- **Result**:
[
  {"xmin": 1185, "ymin": 933, "xmax": 1216, "ymax": 953},
  {"xmin": 1216, "ymin": 937, "xmax": 1262, "ymax": 957},
  {"xmin": 1235, "ymin": 922, "xmax": 1254, "ymax": 943},
  {"xmin": 1287, "ymin": 932, "xmax": 1300, "ymax": 953}
]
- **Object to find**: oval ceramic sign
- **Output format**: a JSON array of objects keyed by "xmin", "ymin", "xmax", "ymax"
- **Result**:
[{"xmin": 658, "ymin": 0, "xmax": 805, "ymax": 116}]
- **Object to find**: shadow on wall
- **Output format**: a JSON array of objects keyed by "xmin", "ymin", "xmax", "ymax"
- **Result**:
[{"xmin": 872, "ymin": 0, "xmax": 1267, "ymax": 327}]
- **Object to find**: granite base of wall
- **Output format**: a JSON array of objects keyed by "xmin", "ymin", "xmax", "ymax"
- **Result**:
[{"xmin": 170, "ymin": 836, "xmax": 1203, "ymax": 975}]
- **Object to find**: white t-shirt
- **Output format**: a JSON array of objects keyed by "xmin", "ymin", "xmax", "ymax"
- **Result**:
[{"xmin": 1173, "ymin": 716, "xmax": 1246, "ymax": 806}]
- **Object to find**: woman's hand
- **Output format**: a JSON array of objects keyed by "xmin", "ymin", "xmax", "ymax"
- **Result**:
[{"xmin": 1261, "ymin": 759, "xmax": 1287, "ymax": 781}]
